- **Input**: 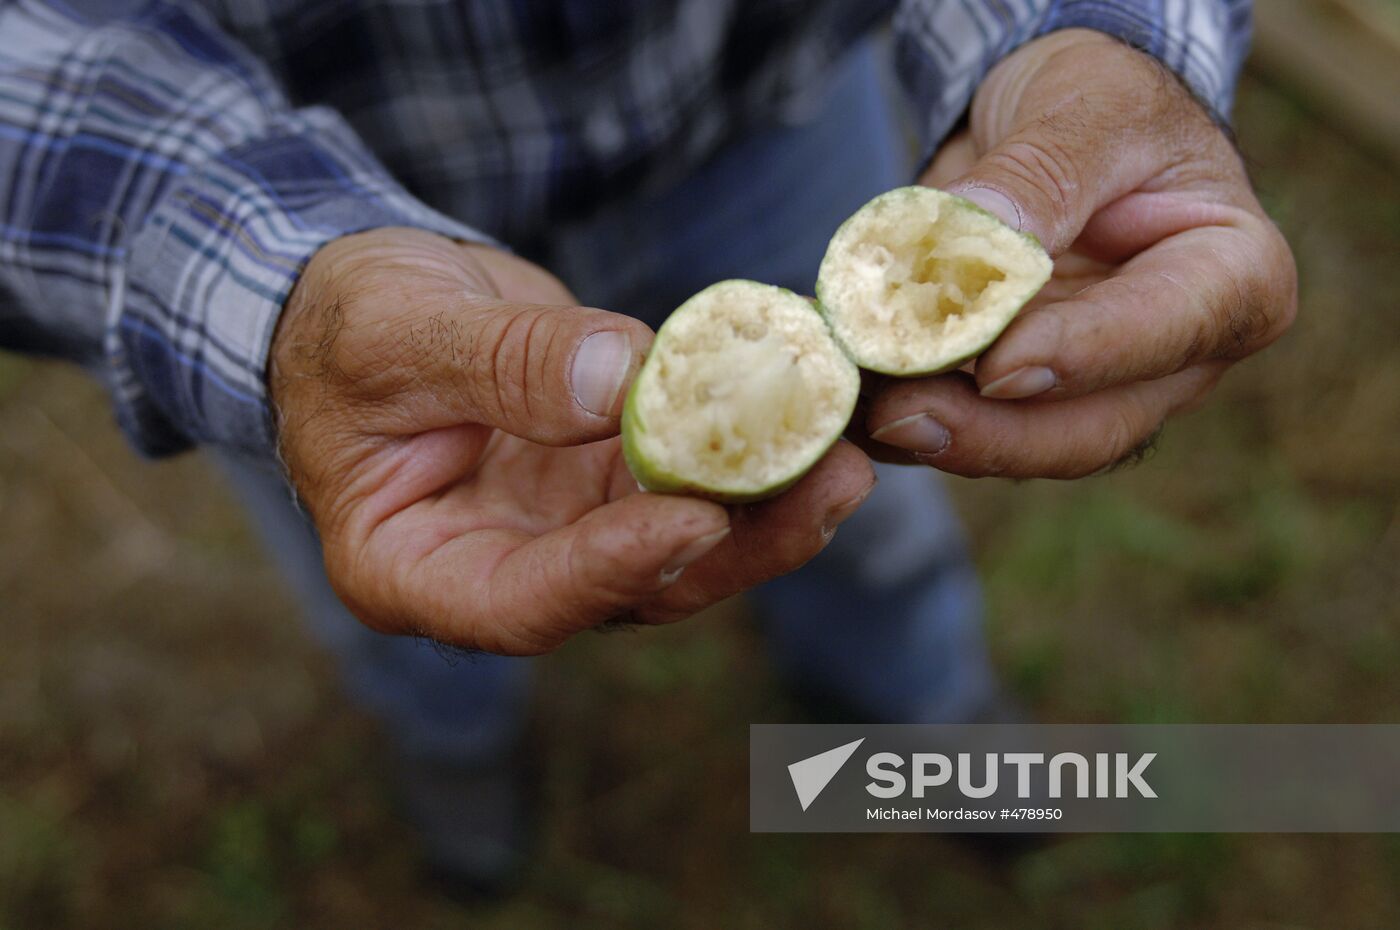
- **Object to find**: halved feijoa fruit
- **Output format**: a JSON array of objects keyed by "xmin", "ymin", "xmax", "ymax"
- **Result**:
[
  {"xmin": 815, "ymin": 186, "xmax": 1053, "ymax": 376},
  {"xmin": 622, "ymin": 280, "xmax": 860, "ymax": 503}
]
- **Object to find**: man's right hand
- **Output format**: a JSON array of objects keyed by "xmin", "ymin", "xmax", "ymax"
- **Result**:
[{"xmin": 269, "ymin": 228, "xmax": 875, "ymax": 654}]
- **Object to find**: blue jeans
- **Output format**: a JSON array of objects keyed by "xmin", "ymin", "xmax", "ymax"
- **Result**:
[{"xmin": 217, "ymin": 40, "xmax": 995, "ymax": 766}]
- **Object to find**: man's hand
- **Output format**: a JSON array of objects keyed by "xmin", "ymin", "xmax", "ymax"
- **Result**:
[
  {"xmin": 865, "ymin": 29, "xmax": 1297, "ymax": 478},
  {"xmin": 270, "ymin": 228, "xmax": 874, "ymax": 654}
]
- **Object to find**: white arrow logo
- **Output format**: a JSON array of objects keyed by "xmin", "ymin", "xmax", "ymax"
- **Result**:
[{"xmin": 787, "ymin": 738, "xmax": 865, "ymax": 811}]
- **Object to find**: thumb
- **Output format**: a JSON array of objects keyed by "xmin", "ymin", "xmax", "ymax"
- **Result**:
[
  {"xmin": 449, "ymin": 298, "xmax": 655, "ymax": 445},
  {"xmin": 335, "ymin": 293, "xmax": 655, "ymax": 446},
  {"xmin": 937, "ymin": 29, "xmax": 1177, "ymax": 256},
  {"xmin": 277, "ymin": 229, "xmax": 657, "ymax": 447}
]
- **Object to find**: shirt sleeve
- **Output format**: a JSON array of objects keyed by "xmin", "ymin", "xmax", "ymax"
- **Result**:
[
  {"xmin": 0, "ymin": 0, "xmax": 492, "ymax": 460},
  {"xmin": 894, "ymin": 0, "xmax": 1253, "ymax": 157}
]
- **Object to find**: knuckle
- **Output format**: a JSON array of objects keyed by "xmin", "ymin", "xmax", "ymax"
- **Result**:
[
  {"xmin": 962, "ymin": 428, "xmax": 1017, "ymax": 479},
  {"xmin": 1265, "ymin": 226, "xmax": 1300, "ymax": 336},
  {"xmin": 1106, "ymin": 402, "xmax": 1149, "ymax": 464},
  {"xmin": 1186, "ymin": 306, "xmax": 1214, "ymax": 367},
  {"xmin": 1064, "ymin": 403, "xmax": 1155, "ymax": 479},
  {"xmin": 479, "ymin": 305, "xmax": 545, "ymax": 422},
  {"xmin": 620, "ymin": 315, "xmax": 656, "ymax": 356},
  {"xmin": 987, "ymin": 136, "xmax": 1081, "ymax": 214},
  {"xmin": 500, "ymin": 554, "xmax": 575, "ymax": 651},
  {"xmin": 1050, "ymin": 291, "xmax": 1126, "ymax": 385},
  {"xmin": 1173, "ymin": 362, "xmax": 1228, "ymax": 416},
  {"xmin": 1213, "ymin": 234, "xmax": 1290, "ymax": 358},
  {"xmin": 785, "ymin": 525, "xmax": 834, "ymax": 569},
  {"xmin": 1099, "ymin": 424, "xmax": 1164, "ymax": 476},
  {"xmin": 321, "ymin": 528, "xmax": 496, "ymax": 652},
  {"xmin": 521, "ymin": 523, "xmax": 658, "ymax": 641},
  {"xmin": 420, "ymin": 302, "xmax": 548, "ymax": 429},
  {"xmin": 735, "ymin": 507, "xmax": 825, "ymax": 572},
  {"xmin": 577, "ymin": 524, "xmax": 662, "ymax": 600},
  {"xmin": 450, "ymin": 558, "xmax": 565, "ymax": 657}
]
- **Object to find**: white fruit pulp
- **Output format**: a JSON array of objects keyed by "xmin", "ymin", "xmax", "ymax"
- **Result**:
[
  {"xmin": 820, "ymin": 189, "xmax": 1052, "ymax": 372},
  {"xmin": 632, "ymin": 282, "xmax": 856, "ymax": 492}
]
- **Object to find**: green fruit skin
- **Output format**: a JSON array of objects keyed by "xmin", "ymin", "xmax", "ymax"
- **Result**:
[
  {"xmin": 814, "ymin": 186, "xmax": 1052, "ymax": 378},
  {"xmin": 621, "ymin": 280, "xmax": 857, "ymax": 504}
]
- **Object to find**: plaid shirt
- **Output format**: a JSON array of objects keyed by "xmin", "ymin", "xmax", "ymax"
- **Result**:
[{"xmin": 0, "ymin": 0, "xmax": 1251, "ymax": 460}]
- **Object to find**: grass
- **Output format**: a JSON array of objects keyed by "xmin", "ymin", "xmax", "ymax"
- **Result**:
[{"xmin": 1, "ymin": 70, "xmax": 1398, "ymax": 928}]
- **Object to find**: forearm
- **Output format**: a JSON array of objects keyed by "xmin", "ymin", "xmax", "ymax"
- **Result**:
[{"xmin": 0, "ymin": 1, "xmax": 487, "ymax": 459}]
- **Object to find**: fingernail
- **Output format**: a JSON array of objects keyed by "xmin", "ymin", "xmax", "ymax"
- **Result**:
[
  {"xmin": 869, "ymin": 413, "xmax": 951, "ymax": 454},
  {"xmin": 572, "ymin": 330, "xmax": 634, "ymax": 416},
  {"xmin": 660, "ymin": 526, "xmax": 731, "ymax": 583},
  {"xmin": 980, "ymin": 365, "xmax": 1057, "ymax": 400},
  {"xmin": 955, "ymin": 187, "xmax": 1022, "ymax": 231},
  {"xmin": 821, "ymin": 479, "xmax": 877, "ymax": 540}
]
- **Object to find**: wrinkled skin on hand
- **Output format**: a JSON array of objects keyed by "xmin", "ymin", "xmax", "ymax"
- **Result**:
[{"xmin": 270, "ymin": 229, "xmax": 874, "ymax": 654}]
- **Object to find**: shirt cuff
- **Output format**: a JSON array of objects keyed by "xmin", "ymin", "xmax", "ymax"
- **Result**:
[
  {"xmin": 116, "ymin": 106, "xmax": 491, "ymax": 461},
  {"xmin": 895, "ymin": 1, "xmax": 1251, "ymax": 158},
  {"xmin": 1033, "ymin": 1, "xmax": 1251, "ymax": 121}
]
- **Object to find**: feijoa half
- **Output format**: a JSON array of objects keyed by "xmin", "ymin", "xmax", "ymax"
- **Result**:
[
  {"xmin": 816, "ymin": 186, "xmax": 1053, "ymax": 376},
  {"xmin": 622, "ymin": 280, "xmax": 860, "ymax": 503}
]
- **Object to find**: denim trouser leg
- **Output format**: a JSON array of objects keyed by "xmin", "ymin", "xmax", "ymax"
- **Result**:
[
  {"xmin": 212, "ymin": 455, "xmax": 530, "ymax": 765},
  {"xmin": 752, "ymin": 466, "xmax": 996, "ymax": 723}
]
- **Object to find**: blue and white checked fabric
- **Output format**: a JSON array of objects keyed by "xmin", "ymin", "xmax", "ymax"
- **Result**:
[{"xmin": 0, "ymin": 0, "xmax": 1251, "ymax": 460}]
